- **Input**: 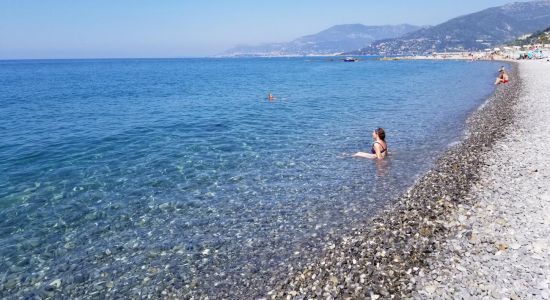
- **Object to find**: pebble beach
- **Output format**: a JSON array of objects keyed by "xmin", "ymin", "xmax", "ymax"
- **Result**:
[
  {"xmin": 0, "ymin": 59, "xmax": 506, "ymax": 299},
  {"xmin": 1, "ymin": 59, "xmax": 547, "ymax": 299},
  {"xmin": 412, "ymin": 61, "xmax": 550, "ymax": 299},
  {"xmin": 269, "ymin": 61, "xmax": 550, "ymax": 299}
]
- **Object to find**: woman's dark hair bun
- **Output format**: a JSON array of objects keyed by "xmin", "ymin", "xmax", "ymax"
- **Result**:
[{"xmin": 376, "ymin": 128, "xmax": 386, "ymax": 141}]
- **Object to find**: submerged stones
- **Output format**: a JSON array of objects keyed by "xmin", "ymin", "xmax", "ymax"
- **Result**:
[
  {"xmin": 269, "ymin": 64, "xmax": 521, "ymax": 299},
  {"xmin": 410, "ymin": 62, "xmax": 550, "ymax": 299},
  {"xmin": 0, "ymin": 63, "xmax": 522, "ymax": 300},
  {"xmin": 49, "ymin": 279, "xmax": 62, "ymax": 289}
]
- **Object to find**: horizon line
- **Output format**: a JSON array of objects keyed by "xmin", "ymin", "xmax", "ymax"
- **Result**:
[{"xmin": 0, "ymin": 54, "xmax": 383, "ymax": 61}]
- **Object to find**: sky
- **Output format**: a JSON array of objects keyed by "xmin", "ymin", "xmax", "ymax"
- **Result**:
[{"xmin": 0, "ymin": 0, "xmax": 535, "ymax": 59}]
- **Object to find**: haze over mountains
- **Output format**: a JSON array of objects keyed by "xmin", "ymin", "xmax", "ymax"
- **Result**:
[
  {"xmin": 223, "ymin": 0, "xmax": 550, "ymax": 57},
  {"xmin": 222, "ymin": 24, "xmax": 423, "ymax": 56}
]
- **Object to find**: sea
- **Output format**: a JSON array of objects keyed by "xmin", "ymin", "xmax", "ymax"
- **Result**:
[{"xmin": 0, "ymin": 57, "xmax": 504, "ymax": 298}]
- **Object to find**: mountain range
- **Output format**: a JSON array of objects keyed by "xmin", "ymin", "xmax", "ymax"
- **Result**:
[
  {"xmin": 351, "ymin": 1, "xmax": 550, "ymax": 55},
  {"xmin": 223, "ymin": 1, "xmax": 550, "ymax": 57},
  {"xmin": 222, "ymin": 24, "xmax": 423, "ymax": 56}
]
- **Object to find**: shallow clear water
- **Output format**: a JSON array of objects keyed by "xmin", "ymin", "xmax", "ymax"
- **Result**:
[{"xmin": 0, "ymin": 58, "xmax": 502, "ymax": 297}]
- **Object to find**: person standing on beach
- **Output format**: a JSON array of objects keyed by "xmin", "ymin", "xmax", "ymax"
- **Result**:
[{"xmin": 353, "ymin": 128, "xmax": 388, "ymax": 160}]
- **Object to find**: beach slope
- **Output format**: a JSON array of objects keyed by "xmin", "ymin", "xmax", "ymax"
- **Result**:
[
  {"xmin": 268, "ymin": 61, "xmax": 549, "ymax": 298},
  {"xmin": 413, "ymin": 61, "xmax": 550, "ymax": 299}
]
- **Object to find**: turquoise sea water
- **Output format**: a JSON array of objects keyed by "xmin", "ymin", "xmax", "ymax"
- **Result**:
[{"xmin": 0, "ymin": 58, "xmax": 502, "ymax": 297}]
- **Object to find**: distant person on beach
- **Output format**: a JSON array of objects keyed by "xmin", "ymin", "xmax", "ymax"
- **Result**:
[
  {"xmin": 353, "ymin": 128, "xmax": 388, "ymax": 160},
  {"xmin": 495, "ymin": 70, "xmax": 509, "ymax": 85}
]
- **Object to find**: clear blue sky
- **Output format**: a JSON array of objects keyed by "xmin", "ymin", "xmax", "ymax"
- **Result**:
[{"xmin": 0, "ymin": 0, "xmax": 533, "ymax": 59}]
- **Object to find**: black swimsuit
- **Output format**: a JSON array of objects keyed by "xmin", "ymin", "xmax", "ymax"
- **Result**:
[{"xmin": 371, "ymin": 142, "xmax": 387, "ymax": 155}]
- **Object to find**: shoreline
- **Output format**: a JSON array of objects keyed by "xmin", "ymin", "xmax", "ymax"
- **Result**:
[
  {"xmin": 268, "ymin": 63, "xmax": 521, "ymax": 298},
  {"xmin": 411, "ymin": 61, "xmax": 550, "ymax": 298},
  {"xmin": 0, "ymin": 57, "xmax": 509, "ymax": 300},
  {"xmin": 379, "ymin": 55, "xmax": 508, "ymax": 61},
  {"xmin": 379, "ymin": 56, "xmax": 515, "ymax": 62}
]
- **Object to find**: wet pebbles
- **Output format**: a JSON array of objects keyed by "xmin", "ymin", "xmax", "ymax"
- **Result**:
[
  {"xmin": 412, "ymin": 61, "xmax": 550, "ymax": 299},
  {"xmin": 0, "ymin": 62, "xmax": 522, "ymax": 299},
  {"xmin": 268, "ymin": 63, "xmax": 521, "ymax": 299}
]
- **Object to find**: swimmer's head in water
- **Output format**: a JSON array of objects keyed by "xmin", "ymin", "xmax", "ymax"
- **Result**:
[{"xmin": 373, "ymin": 127, "xmax": 386, "ymax": 141}]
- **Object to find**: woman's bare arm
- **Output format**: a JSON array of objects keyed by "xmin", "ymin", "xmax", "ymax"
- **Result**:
[{"xmin": 352, "ymin": 151, "xmax": 376, "ymax": 159}]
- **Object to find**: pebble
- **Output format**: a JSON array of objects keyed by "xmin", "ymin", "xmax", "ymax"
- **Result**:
[
  {"xmin": 424, "ymin": 285, "xmax": 436, "ymax": 294},
  {"xmin": 50, "ymin": 279, "xmax": 62, "ymax": 289}
]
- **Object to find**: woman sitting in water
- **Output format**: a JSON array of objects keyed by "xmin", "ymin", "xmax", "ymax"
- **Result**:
[
  {"xmin": 495, "ymin": 70, "xmax": 509, "ymax": 85},
  {"xmin": 353, "ymin": 127, "xmax": 388, "ymax": 160}
]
